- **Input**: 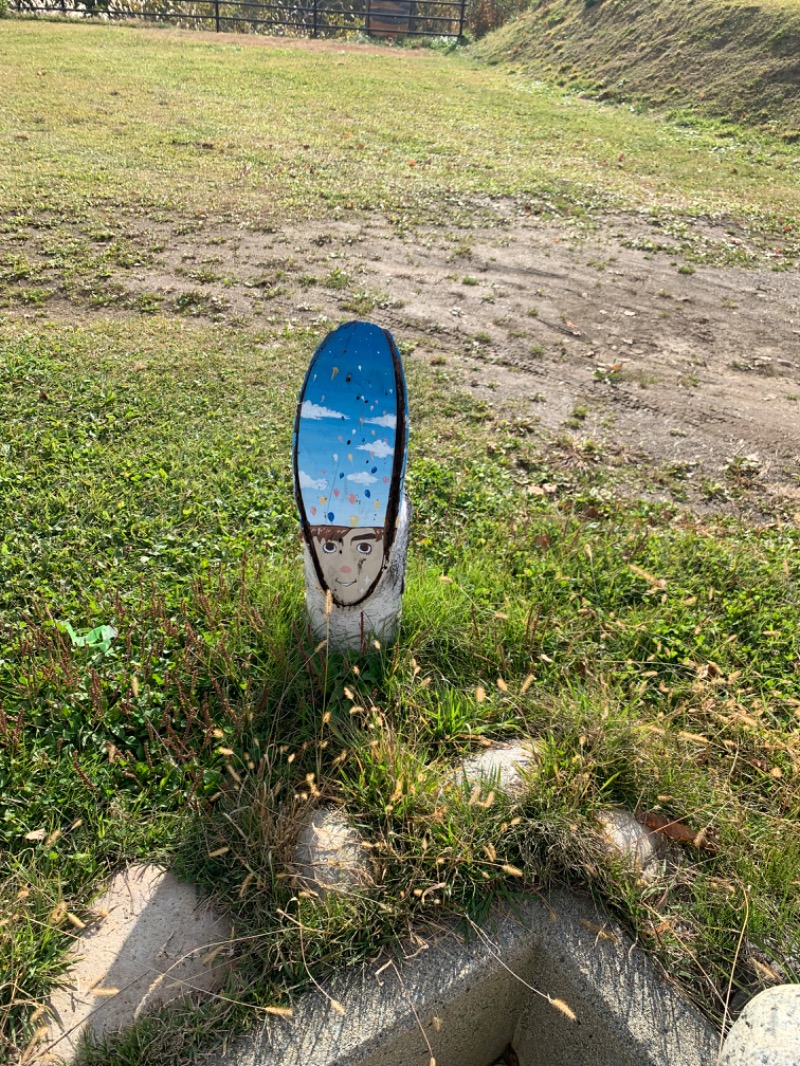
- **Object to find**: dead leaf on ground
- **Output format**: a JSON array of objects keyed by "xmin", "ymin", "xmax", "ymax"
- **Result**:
[{"xmin": 636, "ymin": 810, "xmax": 718, "ymax": 851}]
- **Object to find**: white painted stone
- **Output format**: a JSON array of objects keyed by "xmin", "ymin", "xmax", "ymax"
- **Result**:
[
  {"xmin": 34, "ymin": 864, "xmax": 232, "ymax": 1063},
  {"xmin": 304, "ymin": 495, "xmax": 411, "ymax": 653},
  {"xmin": 457, "ymin": 743, "xmax": 538, "ymax": 798},
  {"xmin": 595, "ymin": 809, "xmax": 671, "ymax": 883},
  {"xmin": 292, "ymin": 807, "xmax": 373, "ymax": 900},
  {"xmin": 721, "ymin": 985, "xmax": 800, "ymax": 1066}
]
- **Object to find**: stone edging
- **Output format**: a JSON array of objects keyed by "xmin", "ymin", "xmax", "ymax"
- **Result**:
[{"xmin": 207, "ymin": 886, "xmax": 719, "ymax": 1066}]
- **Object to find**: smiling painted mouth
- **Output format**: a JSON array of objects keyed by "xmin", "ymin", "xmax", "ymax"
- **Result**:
[{"xmin": 336, "ymin": 579, "xmax": 357, "ymax": 586}]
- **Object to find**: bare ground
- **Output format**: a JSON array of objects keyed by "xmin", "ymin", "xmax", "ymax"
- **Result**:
[{"xmin": 7, "ymin": 206, "xmax": 800, "ymax": 517}]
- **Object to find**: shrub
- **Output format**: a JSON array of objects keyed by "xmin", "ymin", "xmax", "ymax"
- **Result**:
[{"xmin": 466, "ymin": 0, "xmax": 527, "ymax": 38}]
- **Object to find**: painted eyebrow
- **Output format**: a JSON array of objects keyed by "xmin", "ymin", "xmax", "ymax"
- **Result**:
[{"xmin": 350, "ymin": 532, "xmax": 378, "ymax": 543}]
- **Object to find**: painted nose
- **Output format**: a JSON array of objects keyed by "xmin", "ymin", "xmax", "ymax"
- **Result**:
[{"xmin": 340, "ymin": 565, "xmax": 353, "ymax": 574}]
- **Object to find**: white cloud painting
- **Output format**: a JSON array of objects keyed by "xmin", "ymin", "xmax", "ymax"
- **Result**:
[
  {"xmin": 298, "ymin": 470, "xmax": 328, "ymax": 491},
  {"xmin": 364, "ymin": 414, "xmax": 397, "ymax": 429},
  {"xmin": 301, "ymin": 401, "xmax": 346, "ymax": 421},
  {"xmin": 357, "ymin": 440, "xmax": 394, "ymax": 459}
]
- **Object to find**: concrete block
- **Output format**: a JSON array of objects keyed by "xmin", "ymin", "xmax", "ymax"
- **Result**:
[
  {"xmin": 720, "ymin": 984, "xmax": 800, "ymax": 1066},
  {"xmin": 209, "ymin": 888, "xmax": 717, "ymax": 1066},
  {"xmin": 34, "ymin": 864, "xmax": 232, "ymax": 1063}
]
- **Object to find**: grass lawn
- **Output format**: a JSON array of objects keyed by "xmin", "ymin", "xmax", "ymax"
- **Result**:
[
  {"xmin": 2, "ymin": 21, "xmax": 800, "ymax": 243},
  {"xmin": 1, "ymin": 18, "xmax": 799, "ymax": 1065}
]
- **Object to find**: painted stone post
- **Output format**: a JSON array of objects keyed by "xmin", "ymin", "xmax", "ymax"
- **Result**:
[{"xmin": 292, "ymin": 321, "xmax": 411, "ymax": 652}]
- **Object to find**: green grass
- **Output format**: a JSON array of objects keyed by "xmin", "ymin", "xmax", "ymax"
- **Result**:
[
  {"xmin": 1, "ymin": 19, "xmax": 800, "ymax": 1065},
  {"xmin": 1, "ymin": 19, "xmax": 800, "ymax": 272},
  {"xmin": 2, "ymin": 315, "xmax": 800, "ymax": 1063}
]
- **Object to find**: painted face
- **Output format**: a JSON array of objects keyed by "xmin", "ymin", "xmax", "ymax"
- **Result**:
[{"xmin": 311, "ymin": 527, "xmax": 385, "ymax": 606}]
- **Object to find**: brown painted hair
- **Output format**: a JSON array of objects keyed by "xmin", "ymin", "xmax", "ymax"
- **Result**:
[{"xmin": 308, "ymin": 525, "xmax": 385, "ymax": 544}]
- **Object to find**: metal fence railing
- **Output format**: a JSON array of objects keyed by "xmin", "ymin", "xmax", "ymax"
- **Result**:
[{"xmin": 13, "ymin": 0, "xmax": 466, "ymax": 38}]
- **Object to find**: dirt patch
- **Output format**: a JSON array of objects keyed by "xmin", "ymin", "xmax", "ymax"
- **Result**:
[{"xmin": 6, "ymin": 206, "xmax": 800, "ymax": 516}]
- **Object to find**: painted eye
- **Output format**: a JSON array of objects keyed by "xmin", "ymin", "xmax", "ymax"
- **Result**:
[
  {"xmin": 322, "ymin": 542, "xmax": 337, "ymax": 554},
  {"xmin": 356, "ymin": 543, "xmax": 372, "ymax": 555}
]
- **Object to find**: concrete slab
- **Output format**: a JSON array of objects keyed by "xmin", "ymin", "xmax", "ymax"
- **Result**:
[
  {"xmin": 209, "ymin": 888, "xmax": 717, "ymax": 1066},
  {"xmin": 34, "ymin": 864, "xmax": 232, "ymax": 1063}
]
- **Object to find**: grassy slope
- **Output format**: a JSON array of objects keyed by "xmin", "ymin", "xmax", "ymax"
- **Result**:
[{"xmin": 473, "ymin": 0, "xmax": 800, "ymax": 135}]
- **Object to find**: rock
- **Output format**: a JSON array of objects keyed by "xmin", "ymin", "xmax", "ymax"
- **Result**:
[
  {"xmin": 34, "ymin": 864, "xmax": 232, "ymax": 1063},
  {"xmin": 292, "ymin": 807, "xmax": 373, "ymax": 900},
  {"xmin": 595, "ymin": 808, "xmax": 673, "ymax": 883},
  {"xmin": 720, "ymin": 984, "xmax": 800, "ymax": 1066},
  {"xmin": 456, "ymin": 743, "xmax": 538, "ymax": 798}
]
